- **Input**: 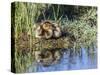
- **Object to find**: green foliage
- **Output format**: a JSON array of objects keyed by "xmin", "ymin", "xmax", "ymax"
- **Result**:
[{"xmin": 62, "ymin": 19, "xmax": 97, "ymax": 47}]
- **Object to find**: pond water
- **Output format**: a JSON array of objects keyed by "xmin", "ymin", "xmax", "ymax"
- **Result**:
[{"xmin": 27, "ymin": 46, "xmax": 97, "ymax": 72}]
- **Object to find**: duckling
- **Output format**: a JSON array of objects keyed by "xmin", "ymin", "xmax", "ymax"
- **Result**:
[
  {"xmin": 41, "ymin": 21, "xmax": 54, "ymax": 39},
  {"xmin": 42, "ymin": 21, "xmax": 62, "ymax": 38},
  {"xmin": 35, "ymin": 25, "xmax": 43, "ymax": 39},
  {"xmin": 35, "ymin": 21, "xmax": 53, "ymax": 39},
  {"xmin": 53, "ymin": 23, "xmax": 62, "ymax": 38}
]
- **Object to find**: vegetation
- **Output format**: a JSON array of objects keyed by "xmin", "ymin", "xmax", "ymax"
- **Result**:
[{"xmin": 11, "ymin": 2, "xmax": 97, "ymax": 73}]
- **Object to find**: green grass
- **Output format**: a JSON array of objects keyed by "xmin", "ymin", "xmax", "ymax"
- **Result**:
[{"xmin": 11, "ymin": 2, "xmax": 97, "ymax": 73}]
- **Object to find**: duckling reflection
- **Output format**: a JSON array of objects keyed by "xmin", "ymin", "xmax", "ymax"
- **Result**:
[{"xmin": 35, "ymin": 49, "xmax": 62, "ymax": 66}]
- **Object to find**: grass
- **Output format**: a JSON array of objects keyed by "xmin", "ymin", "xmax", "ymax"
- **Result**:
[{"xmin": 11, "ymin": 2, "xmax": 97, "ymax": 73}]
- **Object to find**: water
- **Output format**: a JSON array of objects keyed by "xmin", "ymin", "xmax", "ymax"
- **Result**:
[{"xmin": 27, "ymin": 46, "xmax": 97, "ymax": 72}]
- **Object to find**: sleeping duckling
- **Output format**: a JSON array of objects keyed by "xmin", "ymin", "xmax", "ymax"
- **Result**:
[
  {"xmin": 35, "ymin": 21, "xmax": 53, "ymax": 39},
  {"xmin": 42, "ymin": 21, "xmax": 53, "ymax": 39}
]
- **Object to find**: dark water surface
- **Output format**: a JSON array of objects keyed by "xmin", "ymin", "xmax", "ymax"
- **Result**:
[{"xmin": 27, "ymin": 46, "xmax": 97, "ymax": 72}]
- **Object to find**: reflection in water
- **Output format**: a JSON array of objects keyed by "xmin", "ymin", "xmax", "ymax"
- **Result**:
[{"xmin": 27, "ymin": 46, "xmax": 97, "ymax": 72}]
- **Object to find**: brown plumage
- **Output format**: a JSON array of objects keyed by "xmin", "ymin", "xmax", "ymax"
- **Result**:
[{"xmin": 35, "ymin": 20, "xmax": 62, "ymax": 39}]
